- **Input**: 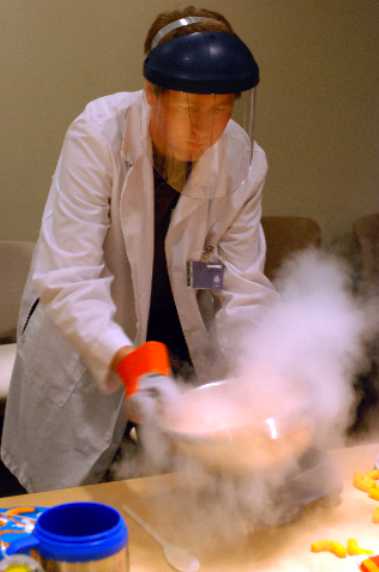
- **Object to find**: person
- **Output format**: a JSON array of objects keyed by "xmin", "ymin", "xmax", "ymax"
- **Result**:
[{"xmin": 1, "ymin": 6, "xmax": 277, "ymax": 492}]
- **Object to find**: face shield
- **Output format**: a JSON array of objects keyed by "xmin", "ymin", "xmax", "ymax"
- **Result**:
[{"xmin": 144, "ymin": 24, "xmax": 259, "ymax": 192}]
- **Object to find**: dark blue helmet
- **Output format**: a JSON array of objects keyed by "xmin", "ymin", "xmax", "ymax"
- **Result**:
[{"xmin": 143, "ymin": 31, "xmax": 259, "ymax": 94}]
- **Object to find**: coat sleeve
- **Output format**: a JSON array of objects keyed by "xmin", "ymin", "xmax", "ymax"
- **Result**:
[
  {"xmin": 212, "ymin": 165, "xmax": 279, "ymax": 359},
  {"xmin": 32, "ymin": 115, "xmax": 132, "ymax": 391}
]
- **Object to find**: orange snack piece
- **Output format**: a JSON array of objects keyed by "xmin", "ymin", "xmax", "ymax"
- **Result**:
[
  {"xmin": 0, "ymin": 529, "xmax": 27, "ymax": 536},
  {"xmin": 367, "ymin": 470, "xmax": 379, "ymax": 481},
  {"xmin": 372, "ymin": 507, "xmax": 379, "ymax": 523},
  {"xmin": 6, "ymin": 507, "xmax": 36, "ymax": 517},
  {"xmin": 311, "ymin": 540, "xmax": 347, "ymax": 558},
  {"xmin": 360, "ymin": 555, "xmax": 379, "ymax": 571}
]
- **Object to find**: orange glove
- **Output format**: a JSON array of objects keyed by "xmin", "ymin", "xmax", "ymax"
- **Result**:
[
  {"xmin": 116, "ymin": 341, "xmax": 171, "ymax": 397},
  {"xmin": 116, "ymin": 341, "xmax": 177, "ymax": 424}
]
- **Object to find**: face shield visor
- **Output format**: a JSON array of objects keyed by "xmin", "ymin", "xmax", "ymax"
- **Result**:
[
  {"xmin": 146, "ymin": 87, "xmax": 255, "ymax": 191},
  {"xmin": 144, "ymin": 24, "xmax": 259, "ymax": 192}
]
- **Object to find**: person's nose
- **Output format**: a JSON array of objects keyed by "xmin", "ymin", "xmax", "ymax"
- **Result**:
[{"xmin": 190, "ymin": 112, "xmax": 214, "ymax": 136}]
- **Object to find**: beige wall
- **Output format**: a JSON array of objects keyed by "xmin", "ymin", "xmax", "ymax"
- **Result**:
[{"xmin": 1, "ymin": 0, "xmax": 378, "ymax": 243}]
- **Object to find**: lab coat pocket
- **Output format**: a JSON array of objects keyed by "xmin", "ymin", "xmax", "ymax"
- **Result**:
[{"xmin": 19, "ymin": 302, "xmax": 86, "ymax": 407}]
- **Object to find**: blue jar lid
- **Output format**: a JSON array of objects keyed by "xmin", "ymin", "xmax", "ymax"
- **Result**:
[{"xmin": 33, "ymin": 502, "xmax": 128, "ymax": 563}]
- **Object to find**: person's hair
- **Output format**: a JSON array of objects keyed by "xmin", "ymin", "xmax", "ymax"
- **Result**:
[{"xmin": 144, "ymin": 6, "xmax": 234, "ymax": 54}]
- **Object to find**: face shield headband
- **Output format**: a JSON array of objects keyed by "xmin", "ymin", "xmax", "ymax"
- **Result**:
[{"xmin": 144, "ymin": 20, "xmax": 260, "ymax": 94}]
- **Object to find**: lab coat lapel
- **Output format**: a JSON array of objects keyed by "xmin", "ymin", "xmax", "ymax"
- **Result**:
[
  {"xmin": 165, "ymin": 142, "xmax": 224, "ymax": 266},
  {"xmin": 119, "ymin": 97, "xmax": 154, "ymax": 343},
  {"xmin": 166, "ymin": 191, "xmax": 208, "ymax": 271},
  {"xmin": 165, "ymin": 192, "xmax": 218, "ymax": 381},
  {"xmin": 164, "ymin": 178, "xmax": 211, "ymax": 358}
]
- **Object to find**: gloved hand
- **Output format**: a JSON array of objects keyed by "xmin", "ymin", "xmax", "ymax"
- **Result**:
[
  {"xmin": 125, "ymin": 373, "xmax": 180, "ymax": 424},
  {"xmin": 116, "ymin": 341, "xmax": 178, "ymax": 424}
]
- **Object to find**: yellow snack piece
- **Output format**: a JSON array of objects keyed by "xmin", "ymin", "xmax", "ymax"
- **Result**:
[
  {"xmin": 369, "ymin": 486, "xmax": 379, "ymax": 501},
  {"xmin": 311, "ymin": 540, "xmax": 347, "ymax": 558},
  {"xmin": 367, "ymin": 470, "xmax": 379, "ymax": 481},
  {"xmin": 347, "ymin": 537, "xmax": 373, "ymax": 555},
  {"xmin": 331, "ymin": 542, "xmax": 348, "ymax": 559},
  {"xmin": 354, "ymin": 472, "xmax": 376, "ymax": 493}
]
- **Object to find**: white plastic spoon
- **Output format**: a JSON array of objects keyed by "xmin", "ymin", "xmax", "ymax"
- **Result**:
[{"xmin": 122, "ymin": 504, "xmax": 200, "ymax": 572}]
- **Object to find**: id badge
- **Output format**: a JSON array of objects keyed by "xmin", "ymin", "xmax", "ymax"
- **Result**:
[{"xmin": 187, "ymin": 260, "xmax": 225, "ymax": 290}]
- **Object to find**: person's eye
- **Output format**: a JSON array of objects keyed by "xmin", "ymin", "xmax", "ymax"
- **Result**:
[{"xmin": 169, "ymin": 103, "xmax": 187, "ymax": 112}]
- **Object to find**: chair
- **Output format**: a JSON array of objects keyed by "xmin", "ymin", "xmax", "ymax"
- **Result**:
[
  {"xmin": 350, "ymin": 214, "xmax": 379, "ymax": 433},
  {"xmin": 0, "ymin": 241, "xmax": 34, "ymax": 401},
  {"xmin": 353, "ymin": 213, "xmax": 379, "ymax": 294},
  {"xmin": 261, "ymin": 216, "xmax": 322, "ymax": 280}
]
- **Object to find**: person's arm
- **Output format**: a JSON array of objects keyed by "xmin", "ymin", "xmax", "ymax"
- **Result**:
[
  {"xmin": 32, "ymin": 114, "xmax": 133, "ymax": 391},
  {"xmin": 110, "ymin": 345, "xmax": 136, "ymax": 371}
]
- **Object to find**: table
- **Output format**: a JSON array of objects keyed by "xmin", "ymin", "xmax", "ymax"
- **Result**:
[{"xmin": 1, "ymin": 442, "xmax": 378, "ymax": 571}]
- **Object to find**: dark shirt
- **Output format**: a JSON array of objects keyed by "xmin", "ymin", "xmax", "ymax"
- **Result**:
[{"xmin": 146, "ymin": 169, "xmax": 192, "ymax": 368}]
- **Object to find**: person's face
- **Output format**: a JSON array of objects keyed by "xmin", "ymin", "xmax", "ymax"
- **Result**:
[{"xmin": 145, "ymin": 82, "xmax": 235, "ymax": 162}]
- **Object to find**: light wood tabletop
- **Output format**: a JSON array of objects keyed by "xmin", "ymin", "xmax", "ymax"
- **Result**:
[{"xmin": 0, "ymin": 442, "xmax": 378, "ymax": 571}]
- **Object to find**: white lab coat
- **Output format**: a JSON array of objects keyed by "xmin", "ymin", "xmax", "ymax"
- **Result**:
[{"xmin": 1, "ymin": 91, "xmax": 277, "ymax": 491}]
